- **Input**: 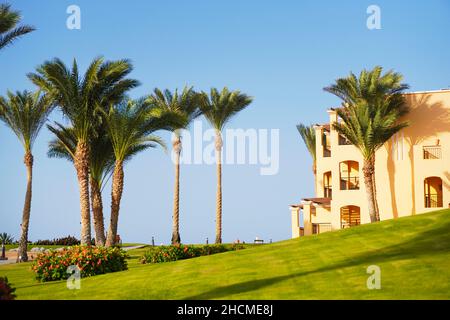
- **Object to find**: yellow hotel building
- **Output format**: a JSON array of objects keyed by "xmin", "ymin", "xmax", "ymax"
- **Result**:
[{"xmin": 290, "ymin": 89, "xmax": 450, "ymax": 238}]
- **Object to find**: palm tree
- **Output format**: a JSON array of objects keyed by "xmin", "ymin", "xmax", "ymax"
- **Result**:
[
  {"xmin": 296, "ymin": 124, "xmax": 316, "ymax": 186},
  {"xmin": 0, "ymin": 90, "xmax": 53, "ymax": 262},
  {"xmin": 199, "ymin": 87, "xmax": 253, "ymax": 244},
  {"xmin": 28, "ymin": 57, "xmax": 139, "ymax": 245},
  {"xmin": 102, "ymin": 99, "xmax": 169, "ymax": 247},
  {"xmin": 0, "ymin": 3, "xmax": 35, "ymax": 50},
  {"xmin": 324, "ymin": 66, "xmax": 409, "ymax": 222},
  {"xmin": 47, "ymin": 123, "xmax": 114, "ymax": 246},
  {"xmin": 147, "ymin": 87, "xmax": 201, "ymax": 245}
]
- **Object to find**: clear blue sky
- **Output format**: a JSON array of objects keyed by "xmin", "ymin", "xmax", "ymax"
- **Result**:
[{"xmin": 1, "ymin": 0, "xmax": 449, "ymax": 244}]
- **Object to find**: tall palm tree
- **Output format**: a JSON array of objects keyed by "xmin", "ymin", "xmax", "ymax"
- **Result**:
[
  {"xmin": 28, "ymin": 57, "xmax": 139, "ymax": 245},
  {"xmin": 147, "ymin": 87, "xmax": 201, "ymax": 245},
  {"xmin": 0, "ymin": 3, "xmax": 35, "ymax": 50},
  {"xmin": 0, "ymin": 90, "xmax": 53, "ymax": 262},
  {"xmin": 296, "ymin": 124, "xmax": 316, "ymax": 187},
  {"xmin": 199, "ymin": 87, "xmax": 253, "ymax": 244},
  {"xmin": 102, "ymin": 99, "xmax": 169, "ymax": 247},
  {"xmin": 324, "ymin": 66, "xmax": 409, "ymax": 222},
  {"xmin": 47, "ymin": 123, "xmax": 114, "ymax": 246}
]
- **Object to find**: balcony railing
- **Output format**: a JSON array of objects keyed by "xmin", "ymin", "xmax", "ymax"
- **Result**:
[
  {"xmin": 423, "ymin": 146, "xmax": 441, "ymax": 159},
  {"xmin": 340, "ymin": 176, "xmax": 359, "ymax": 190},
  {"xmin": 425, "ymin": 193, "xmax": 443, "ymax": 208}
]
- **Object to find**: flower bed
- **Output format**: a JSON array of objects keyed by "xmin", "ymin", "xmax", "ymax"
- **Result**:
[
  {"xmin": 31, "ymin": 245, "xmax": 129, "ymax": 282},
  {"xmin": 140, "ymin": 244, "xmax": 245, "ymax": 264}
]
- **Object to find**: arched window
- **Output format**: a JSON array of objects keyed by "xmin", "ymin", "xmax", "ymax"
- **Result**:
[
  {"xmin": 323, "ymin": 171, "xmax": 332, "ymax": 198},
  {"xmin": 340, "ymin": 205, "xmax": 360, "ymax": 228},
  {"xmin": 339, "ymin": 161, "xmax": 359, "ymax": 190},
  {"xmin": 424, "ymin": 177, "xmax": 443, "ymax": 208}
]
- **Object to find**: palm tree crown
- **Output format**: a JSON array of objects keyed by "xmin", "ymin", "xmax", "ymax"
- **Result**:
[
  {"xmin": 0, "ymin": 90, "xmax": 53, "ymax": 152},
  {"xmin": 324, "ymin": 66, "xmax": 409, "ymax": 160},
  {"xmin": 103, "ymin": 99, "xmax": 166, "ymax": 162},
  {"xmin": 147, "ymin": 86, "xmax": 201, "ymax": 131},
  {"xmin": 28, "ymin": 57, "xmax": 139, "ymax": 144},
  {"xmin": 200, "ymin": 87, "xmax": 253, "ymax": 131},
  {"xmin": 0, "ymin": 3, "xmax": 35, "ymax": 50}
]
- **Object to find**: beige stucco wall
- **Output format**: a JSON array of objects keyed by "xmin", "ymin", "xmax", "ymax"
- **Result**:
[{"xmin": 293, "ymin": 90, "xmax": 450, "ymax": 238}]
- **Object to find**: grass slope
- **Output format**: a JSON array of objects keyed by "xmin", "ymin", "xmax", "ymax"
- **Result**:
[{"xmin": 1, "ymin": 209, "xmax": 449, "ymax": 299}]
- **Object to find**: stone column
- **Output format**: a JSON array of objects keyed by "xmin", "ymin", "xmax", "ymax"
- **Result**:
[{"xmin": 290, "ymin": 206, "xmax": 301, "ymax": 238}]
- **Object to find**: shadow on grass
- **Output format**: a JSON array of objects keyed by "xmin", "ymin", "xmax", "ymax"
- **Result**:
[{"xmin": 184, "ymin": 216, "xmax": 450, "ymax": 299}]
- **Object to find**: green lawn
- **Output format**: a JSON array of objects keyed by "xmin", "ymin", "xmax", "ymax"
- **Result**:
[{"xmin": 1, "ymin": 209, "xmax": 449, "ymax": 299}]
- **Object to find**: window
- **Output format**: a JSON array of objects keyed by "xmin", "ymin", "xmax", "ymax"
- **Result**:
[
  {"xmin": 323, "ymin": 171, "xmax": 332, "ymax": 198},
  {"xmin": 339, "ymin": 161, "xmax": 359, "ymax": 190},
  {"xmin": 340, "ymin": 206, "xmax": 360, "ymax": 228},
  {"xmin": 424, "ymin": 177, "xmax": 443, "ymax": 208},
  {"xmin": 322, "ymin": 131, "xmax": 331, "ymax": 157}
]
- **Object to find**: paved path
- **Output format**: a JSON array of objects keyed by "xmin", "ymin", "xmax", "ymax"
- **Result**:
[{"xmin": 121, "ymin": 245, "xmax": 147, "ymax": 251}]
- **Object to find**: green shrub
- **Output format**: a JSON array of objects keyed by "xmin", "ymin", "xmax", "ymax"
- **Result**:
[
  {"xmin": 0, "ymin": 277, "xmax": 16, "ymax": 300},
  {"xmin": 34, "ymin": 235, "xmax": 80, "ymax": 246},
  {"xmin": 31, "ymin": 245, "xmax": 129, "ymax": 282},
  {"xmin": 140, "ymin": 244, "xmax": 245, "ymax": 264}
]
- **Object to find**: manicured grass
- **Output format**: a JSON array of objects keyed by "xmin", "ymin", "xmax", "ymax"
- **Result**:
[{"xmin": 1, "ymin": 209, "xmax": 449, "ymax": 299}]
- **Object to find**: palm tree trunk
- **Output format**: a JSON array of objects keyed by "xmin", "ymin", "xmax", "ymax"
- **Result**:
[
  {"xmin": 370, "ymin": 156, "xmax": 380, "ymax": 221},
  {"xmin": 363, "ymin": 158, "xmax": 378, "ymax": 223},
  {"xmin": 106, "ymin": 160, "xmax": 124, "ymax": 247},
  {"xmin": 90, "ymin": 178, "xmax": 106, "ymax": 246},
  {"xmin": 171, "ymin": 136, "xmax": 182, "ymax": 245},
  {"xmin": 74, "ymin": 142, "xmax": 91, "ymax": 245},
  {"xmin": 215, "ymin": 131, "xmax": 223, "ymax": 244},
  {"xmin": 17, "ymin": 152, "xmax": 33, "ymax": 262}
]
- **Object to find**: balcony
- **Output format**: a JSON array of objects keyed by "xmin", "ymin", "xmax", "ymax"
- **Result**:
[
  {"xmin": 425, "ymin": 193, "xmax": 443, "ymax": 208},
  {"xmin": 340, "ymin": 176, "xmax": 360, "ymax": 190},
  {"xmin": 423, "ymin": 146, "xmax": 441, "ymax": 159}
]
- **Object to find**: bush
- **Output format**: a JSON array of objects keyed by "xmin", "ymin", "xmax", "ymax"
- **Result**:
[
  {"xmin": 0, "ymin": 277, "xmax": 16, "ymax": 300},
  {"xmin": 140, "ymin": 244, "xmax": 245, "ymax": 264},
  {"xmin": 31, "ymin": 245, "xmax": 129, "ymax": 282},
  {"xmin": 33, "ymin": 235, "xmax": 80, "ymax": 246}
]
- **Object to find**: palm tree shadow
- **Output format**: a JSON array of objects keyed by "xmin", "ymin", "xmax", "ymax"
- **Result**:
[
  {"xmin": 401, "ymin": 94, "xmax": 450, "ymax": 215},
  {"xmin": 183, "ymin": 216, "xmax": 450, "ymax": 299}
]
